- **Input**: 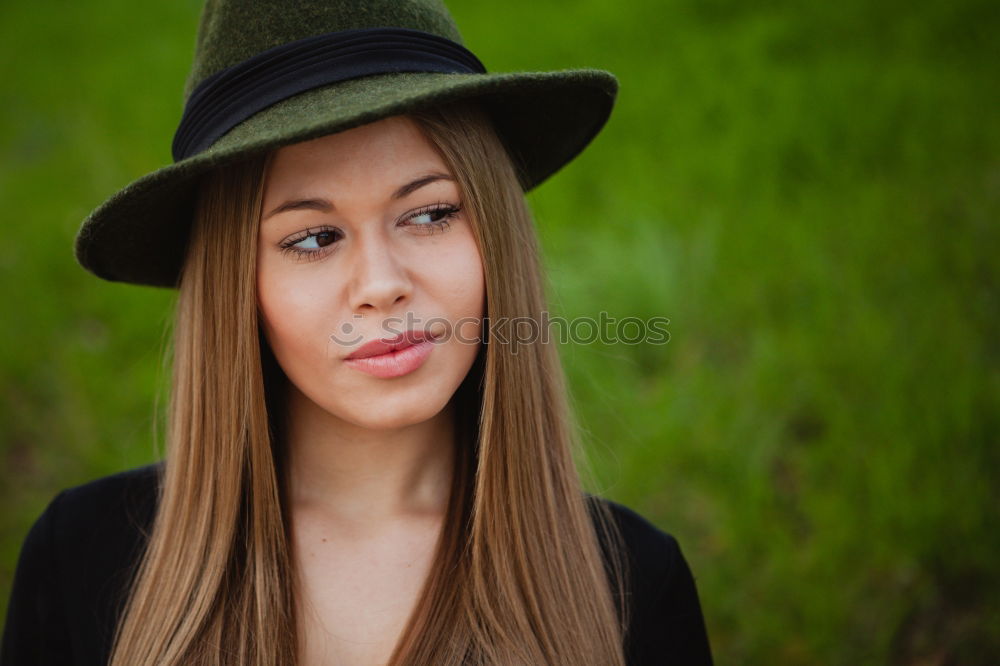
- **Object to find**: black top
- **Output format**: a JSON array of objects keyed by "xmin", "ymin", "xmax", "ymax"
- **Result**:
[{"xmin": 1, "ymin": 463, "xmax": 712, "ymax": 665}]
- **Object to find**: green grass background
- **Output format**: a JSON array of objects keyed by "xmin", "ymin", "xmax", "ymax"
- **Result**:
[{"xmin": 2, "ymin": 0, "xmax": 998, "ymax": 663}]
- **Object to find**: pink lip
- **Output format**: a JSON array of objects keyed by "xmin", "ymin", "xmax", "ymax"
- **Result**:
[
  {"xmin": 343, "ymin": 329, "xmax": 439, "ymax": 379},
  {"xmin": 345, "ymin": 329, "xmax": 437, "ymax": 360}
]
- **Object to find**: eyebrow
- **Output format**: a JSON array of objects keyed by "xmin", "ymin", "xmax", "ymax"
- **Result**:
[
  {"xmin": 262, "ymin": 198, "xmax": 332, "ymax": 220},
  {"xmin": 262, "ymin": 172, "xmax": 454, "ymax": 222},
  {"xmin": 392, "ymin": 172, "xmax": 453, "ymax": 200}
]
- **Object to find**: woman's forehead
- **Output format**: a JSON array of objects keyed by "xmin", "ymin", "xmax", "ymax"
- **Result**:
[{"xmin": 262, "ymin": 115, "xmax": 452, "ymax": 198}]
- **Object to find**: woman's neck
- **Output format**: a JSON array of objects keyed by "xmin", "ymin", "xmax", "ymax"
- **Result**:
[{"xmin": 281, "ymin": 385, "xmax": 457, "ymax": 530}]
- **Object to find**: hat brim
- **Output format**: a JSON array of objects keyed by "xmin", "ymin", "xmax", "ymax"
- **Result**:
[{"xmin": 73, "ymin": 69, "xmax": 617, "ymax": 288}]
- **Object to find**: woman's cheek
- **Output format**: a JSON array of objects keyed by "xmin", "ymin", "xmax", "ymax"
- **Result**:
[
  {"xmin": 444, "ymin": 231, "xmax": 486, "ymax": 310},
  {"xmin": 257, "ymin": 265, "xmax": 318, "ymax": 367}
]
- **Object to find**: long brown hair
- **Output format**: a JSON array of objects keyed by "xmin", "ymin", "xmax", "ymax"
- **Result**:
[{"xmin": 109, "ymin": 100, "xmax": 630, "ymax": 665}]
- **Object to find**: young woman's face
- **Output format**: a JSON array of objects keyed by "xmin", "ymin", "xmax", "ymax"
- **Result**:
[{"xmin": 257, "ymin": 115, "xmax": 485, "ymax": 431}]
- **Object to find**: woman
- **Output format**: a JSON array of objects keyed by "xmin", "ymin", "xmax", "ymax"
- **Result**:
[{"xmin": 1, "ymin": 1, "xmax": 712, "ymax": 664}]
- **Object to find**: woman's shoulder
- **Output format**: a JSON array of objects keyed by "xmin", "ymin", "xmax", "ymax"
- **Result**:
[
  {"xmin": 37, "ymin": 458, "xmax": 162, "ymax": 572},
  {"xmin": 43, "ymin": 461, "xmax": 162, "ymax": 551},
  {"xmin": 53, "ymin": 460, "xmax": 162, "ymax": 523},
  {"xmin": 584, "ymin": 492, "xmax": 714, "ymax": 665},
  {"xmin": 21, "ymin": 460, "xmax": 162, "ymax": 559},
  {"xmin": 584, "ymin": 492, "xmax": 684, "ymax": 584},
  {"xmin": 1, "ymin": 462, "xmax": 163, "ymax": 664}
]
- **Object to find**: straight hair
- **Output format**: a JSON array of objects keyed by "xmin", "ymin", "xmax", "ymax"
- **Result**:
[{"xmin": 108, "ymin": 100, "xmax": 630, "ymax": 665}]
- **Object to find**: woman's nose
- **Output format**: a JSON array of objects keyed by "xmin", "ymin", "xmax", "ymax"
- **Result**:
[{"xmin": 345, "ymin": 231, "xmax": 413, "ymax": 314}]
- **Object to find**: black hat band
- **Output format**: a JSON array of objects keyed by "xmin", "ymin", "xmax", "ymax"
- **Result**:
[{"xmin": 172, "ymin": 27, "xmax": 488, "ymax": 161}]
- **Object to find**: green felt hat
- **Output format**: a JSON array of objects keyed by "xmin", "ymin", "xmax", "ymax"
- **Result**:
[{"xmin": 72, "ymin": 0, "xmax": 619, "ymax": 288}]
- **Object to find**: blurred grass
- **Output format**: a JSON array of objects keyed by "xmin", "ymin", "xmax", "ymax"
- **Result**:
[{"xmin": 2, "ymin": 0, "xmax": 998, "ymax": 663}]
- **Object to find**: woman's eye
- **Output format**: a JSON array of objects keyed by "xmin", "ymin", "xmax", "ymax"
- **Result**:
[
  {"xmin": 277, "ymin": 204, "xmax": 460, "ymax": 260},
  {"xmin": 404, "ymin": 203, "xmax": 461, "ymax": 232},
  {"xmin": 294, "ymin": 232, "xmax": 335, "ymax": 249},
  {"xmin": 411, "ymin": 209, "xmax": 448, "ymax": 225},
  {"xmin": 279, "ymin": 227, "xmax": 340, "ymax": 260}
]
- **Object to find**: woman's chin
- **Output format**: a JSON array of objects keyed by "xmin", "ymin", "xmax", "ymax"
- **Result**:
[{"xmin": 322, "ymin": 390, "xmax": 453, "ymax": 432}]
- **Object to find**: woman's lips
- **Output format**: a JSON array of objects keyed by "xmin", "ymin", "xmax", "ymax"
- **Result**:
[
  {"xmin": 344, "ymin": 329, "xmax": 435, "ymax": 360},
  {"xmin": 343, "ymin": 329, "xmax": 439, "ymax": 378}
]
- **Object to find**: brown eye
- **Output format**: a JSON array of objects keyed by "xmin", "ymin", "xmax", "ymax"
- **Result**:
[
  {"xmin": 400, "ymin": 203, "xmax": 461, "ymax": 232},
  {"xmin": 279, "ymin": 226, "xmax": 342, "ymax": 260},
  {"xmin": 410, "ymin": 208, "xmax": 450, "ymax": 225},
  {"xmin": 313, "ymin": 231, "xmax": 337, "ymax": 247}
]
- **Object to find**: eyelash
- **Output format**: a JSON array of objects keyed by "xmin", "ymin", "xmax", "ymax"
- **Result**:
[{"xmin": 278, "ymin": 202, "xmax": 461, "ymax": 261}]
